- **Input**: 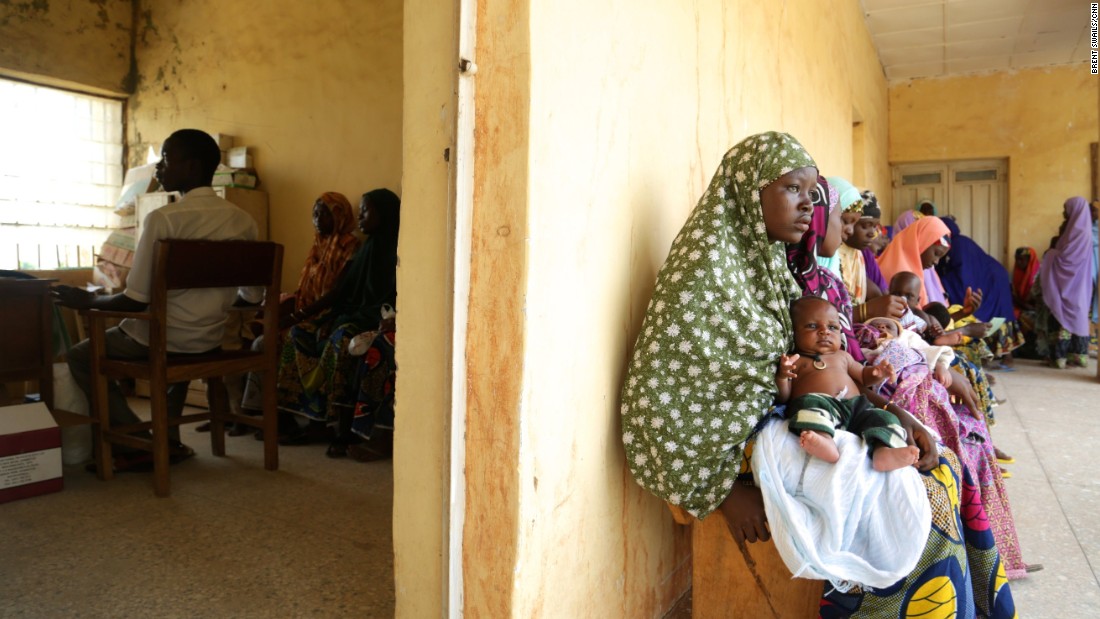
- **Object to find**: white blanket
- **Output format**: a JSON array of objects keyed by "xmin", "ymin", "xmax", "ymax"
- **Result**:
[{"xmin": 751, "ymin": 417, "xmax": 931, "ymax": 592}]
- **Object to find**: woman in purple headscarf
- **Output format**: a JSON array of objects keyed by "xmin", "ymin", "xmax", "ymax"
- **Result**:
[
  {"xmin": 1036, "ymin": 197, "xmax": 1094, "ymax": 368},
  {"xmin": 786, "ymin": 176, "xmax": 864, "ymax": 361},
  {"xmin": 935, "ymin": 216, "xmax": 1026, "ymax": 362}
]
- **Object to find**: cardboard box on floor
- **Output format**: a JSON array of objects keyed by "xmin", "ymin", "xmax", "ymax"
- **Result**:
[{"xmin": 0, "ymin": 402, "xmax": 62, "ymax": 504}]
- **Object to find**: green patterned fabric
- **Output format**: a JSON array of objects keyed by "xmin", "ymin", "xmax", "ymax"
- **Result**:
[{"xmin": 621, "ymin": 132, "xmax": 816, "ymax": 517}]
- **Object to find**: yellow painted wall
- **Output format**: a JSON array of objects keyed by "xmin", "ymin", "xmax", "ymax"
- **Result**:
[
  {"xmin": 461, "ymin": 0, "xmax": 888, "ymax": 616},
  {"xmin": 127, "ymin": 0, "xmax": 403, "ymax": 292},
  {"xmin": 889, "ymin": 65, "xmax": 1098, "ymax": 257},
  {"xmin": 393, "ymin": 0, "xmax": 455, "ymax": 615},
  {"xmin": 0, "ymin": 0, "xmax": 132, "ymax": 95}
]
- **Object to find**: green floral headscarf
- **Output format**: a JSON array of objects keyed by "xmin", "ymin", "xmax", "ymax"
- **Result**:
[{"xmin": 621, "ymin": 132, "xmax": 817, "ymax": 517}]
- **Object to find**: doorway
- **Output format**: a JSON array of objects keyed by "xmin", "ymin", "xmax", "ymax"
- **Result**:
[{"xmin": 892, "ymin": 159, "xmax": 1009, "ymax": 265}]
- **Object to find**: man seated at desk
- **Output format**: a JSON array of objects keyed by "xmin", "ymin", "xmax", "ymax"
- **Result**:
[{"xmin": 53, "ymin": 129, "xmax": 260, "ymax": 472}]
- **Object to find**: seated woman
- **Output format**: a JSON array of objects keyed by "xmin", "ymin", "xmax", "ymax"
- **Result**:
[
  {"xmin": 787, "ymin": 175, "xmax": 863, "ymax": 361},
  {"xmin": 1011, "ymin": 247, "xmax": 1041, "ymax": 358},
  {"xmin": 213, "ymin": 192, "xmax": 360, "ymax": 435},
  {"xmin": 834, "ymin": 186, "xmax": 884, "ymax": 305},
  {"xmin": 1035, "ymin": 197, "xmax": 1094, "ymax": 369},
  {"xmin": 276, "ymin": 189, "xmax": 400, "ymax": 453},
  {"xmin": 935, "ymin": 216, "xmax": 1025, "ymax": 366},
  {"xmin": 830, "ymin": 182, "xmax": 907, "ymax": 324},
  {"xmin": 620, "ymin": 132, "xmax": 1016, "ymax": 616}
]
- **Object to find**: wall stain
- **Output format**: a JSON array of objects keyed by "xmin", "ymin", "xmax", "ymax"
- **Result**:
[{"xmin": 0, "ymin": 0, "xmax": 52, "ymax": 28}]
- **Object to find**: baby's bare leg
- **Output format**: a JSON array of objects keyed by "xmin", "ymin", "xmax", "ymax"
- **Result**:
[
  {"xmin": 872, "ymin": 444, "xmax": 920, "ymax": 472},
  {"xmin": 800, "ymin": 430, "xmax": 840, "ymax": 463}
]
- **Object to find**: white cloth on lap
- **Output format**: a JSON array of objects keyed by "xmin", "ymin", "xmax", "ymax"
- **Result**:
[{"xmin": 751, "ymin": 417, "xmax": 931, "ymax": 592}]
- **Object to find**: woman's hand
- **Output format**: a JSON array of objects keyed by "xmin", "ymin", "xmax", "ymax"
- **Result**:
[
  {"xmin": 890, "ymin": 404, "xmax": 939, "ymax": 471},
  {"xmin": 860, "ymin": 294, "xmax": 907, "ymax": 321},
  {"xmin": 961, "ymin": 322, "xmax": 990, "ymax": 338},
  {"xmin": 718, "ymin": 483, "xmax": 770, "ymax": 543},
  {"xmin": 961, "ymin": 287, "xmax": 983, "ymax": 316}
]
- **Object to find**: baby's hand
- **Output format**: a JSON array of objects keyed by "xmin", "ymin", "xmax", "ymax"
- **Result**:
[
  {"xmin": 777, "ymin": 354, "xmax": 800, "ymax": 381},
  {"xmin": 868, "ymin": 359, "xmax": 896, "ymax": 384},
  {"xmin": 934, "ymin": 364, "xmax": 953, "ymax": 387}
]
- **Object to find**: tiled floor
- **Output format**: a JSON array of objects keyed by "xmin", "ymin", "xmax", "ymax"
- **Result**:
[{"xmin": 0, "ymin": 401, "xmax": 395, "ymax": 618}]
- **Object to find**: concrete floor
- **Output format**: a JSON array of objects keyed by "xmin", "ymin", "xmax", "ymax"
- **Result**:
[
  {"xmin": 2, "ymin": 359, "xmax": 1098, "ymax": 618},
  {"xmin": 0, "ymin": 401, "xmax": 394, "ymax": 618},
  {"xmin": 991, "ymin": 357, "xmax": 1100, "ymax": 617}
]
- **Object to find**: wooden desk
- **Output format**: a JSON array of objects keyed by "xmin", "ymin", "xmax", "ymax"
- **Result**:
[{"xmin": 0, "ymin": 278, "xmax": 54, "ymax": 408}]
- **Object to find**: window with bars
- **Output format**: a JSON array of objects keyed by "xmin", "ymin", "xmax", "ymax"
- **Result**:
[{"xmin": 0, "ymin": 78, "xmax": 125, "ymax": 270}]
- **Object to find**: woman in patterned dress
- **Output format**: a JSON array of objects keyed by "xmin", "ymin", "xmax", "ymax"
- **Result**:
[{"xmin": 620, "ymin": 132, "xmax": 1014, "ymax": 618}]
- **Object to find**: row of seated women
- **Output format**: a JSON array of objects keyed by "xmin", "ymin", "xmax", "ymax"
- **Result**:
[
  {"xmin": 215, "ymin": 188, "xmax": 399, "ymax": 462},
  {"xmin": 621, "ymin": 132, "xmax": 1035, "ymax": 618}
]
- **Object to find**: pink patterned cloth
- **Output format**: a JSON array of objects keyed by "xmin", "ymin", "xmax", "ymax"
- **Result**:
[{"xmin": 870, "ymin": 340, "xmax": 1028, "ymax": 579}]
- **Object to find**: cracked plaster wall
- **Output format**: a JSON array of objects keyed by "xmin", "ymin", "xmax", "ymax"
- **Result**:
[
  {"xmin": 0, "ymin": 0, "xmax": 132, "ymax": 94},
  {"xmin": 128, "ymin": 0, "xmax": 403, "ymax": 292}
]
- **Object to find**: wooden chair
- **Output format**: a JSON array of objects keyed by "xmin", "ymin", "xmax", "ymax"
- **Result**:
[{"xmin": 82, "ymin": 239, "xmax": 283, "ymax": 496}]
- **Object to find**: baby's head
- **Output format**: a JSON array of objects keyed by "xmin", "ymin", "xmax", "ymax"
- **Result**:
[
  {"xmin": 867, "ymin": 317, "xmax": 901, "ymax": 341},
  {"xmin": 790, "ymin": 296, "xmax": 842, "ymax": 355},
  {"xmin": 888, "ymin": 271, "xmax": 922, "ymax": 309},
  {"xmin": 922, "ymin": 302, "xmax": 951, "ymax": 331}
]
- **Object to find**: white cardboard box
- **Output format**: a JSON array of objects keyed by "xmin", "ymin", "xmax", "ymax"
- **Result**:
[{"xmin": 0, "ymin": 403, "xmax": 62, "ymax": 504}]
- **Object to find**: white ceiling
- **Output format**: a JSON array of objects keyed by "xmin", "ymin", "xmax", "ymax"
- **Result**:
[{"xmin": 860, "ymin": 0, "xmax": 1093, "ymax": 81}]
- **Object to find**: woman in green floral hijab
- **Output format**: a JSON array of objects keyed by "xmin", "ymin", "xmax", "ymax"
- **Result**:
[
  {"xmin": 622, "ymin": 132, "xmax": 1016, "ymax": 619},
  {"xmin": 621, "ymin": 131, "xmax": 816, "ymax": 518}
]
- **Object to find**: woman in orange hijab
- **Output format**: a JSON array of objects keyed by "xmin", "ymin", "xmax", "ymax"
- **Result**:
[
  {"xmin": 877, "ymin": 216, "xmax": 952, "ymax": 307},
  {"xmin": 291, "ymin": 192, "xmax": 361, "ymax": 312}
]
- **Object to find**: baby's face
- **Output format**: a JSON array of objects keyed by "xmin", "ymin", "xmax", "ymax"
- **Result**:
[
  {"xmin": 868, "ymin": 318, "xmax": 899, "ymax": 339},
  {"xmin": 889, "ymin": 278, "xmax": 922, "ymax": 309},
  {"xmin": 793, "ymin": 303, "xmax": 842, "ymax": 354}
]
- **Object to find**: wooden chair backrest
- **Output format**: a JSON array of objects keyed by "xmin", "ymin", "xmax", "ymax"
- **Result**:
[{"xmin": 147, "ymin": 240, "xmax": 283, "ymax": 351}]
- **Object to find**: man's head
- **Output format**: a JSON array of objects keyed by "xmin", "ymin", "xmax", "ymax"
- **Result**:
[
  {"xmin": 888, "ymin": 271, "xmax": 922, "ymax": 308},
  {"xmin": 155, "ymin": 129, "xmax": 222, "ymax": 193},
  {"xmin": 790, "ymin": 296, "xmax": 842, "ymax": 355}
]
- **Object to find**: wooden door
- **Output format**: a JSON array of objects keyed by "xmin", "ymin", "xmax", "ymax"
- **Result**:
[
  {"xmin": 892, "ymin": 159, "xmax": 1009, "ymax": 266},
  {"xmin": 892, "ymin": 163, "xmax": 946, "ymax": 220}
]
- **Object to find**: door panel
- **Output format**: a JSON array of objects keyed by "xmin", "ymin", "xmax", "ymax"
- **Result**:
[{"xmin": 892, "ymin": 159, "xmax": 1008, "ymax": 266}]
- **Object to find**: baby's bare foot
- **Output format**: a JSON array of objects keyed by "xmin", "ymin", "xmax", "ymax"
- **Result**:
[
  {"xmin": 872, "ymin": 445, "xmax": 920, "ymax": 472},
  {"xmin": 800, "ymin": 430, "xmax": 840, "ymax": 463}
]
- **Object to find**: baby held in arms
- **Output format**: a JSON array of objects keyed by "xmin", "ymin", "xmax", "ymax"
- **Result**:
[{"xmin": 775, "ymin": 296, "xmax": 920, "ymax": 472}]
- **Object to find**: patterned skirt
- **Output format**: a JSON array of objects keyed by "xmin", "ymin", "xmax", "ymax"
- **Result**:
[
  {"xmin": 275, "ymin": 317, "xmax": 363, "ymax": 422},
  {"xmin": 885, "ymin": 368, "xmax": 1027, "ymax": 580},
  {"xmin": 821, "ymin": 448, "xmax": 1015, "ymax": 618}
]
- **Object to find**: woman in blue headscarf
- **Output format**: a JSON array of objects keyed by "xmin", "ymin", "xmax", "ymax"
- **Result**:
[{"xmin": 935, "ymin": 216, "xmax": 1025, "ymax": 362}]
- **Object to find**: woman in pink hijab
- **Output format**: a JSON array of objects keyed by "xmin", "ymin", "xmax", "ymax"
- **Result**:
[
  {"xmin": 1037, "ymin": 197, "xmax": 1094, "ymax": 368},
  {"xmin": 877, "ymin": 215, "xmax": 952, "ymax": 307},
  {"xmin": 891, "ymin": 207, "xmax": 949, "ymax": 305}
]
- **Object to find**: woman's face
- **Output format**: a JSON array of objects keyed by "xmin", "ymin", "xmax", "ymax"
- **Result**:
[
  {"xmin": 820, "ymin": 206, "xmax": 844, "ymax": 257},
  {"xmin": 920, "ymin": 243, "xmax": 949, "ymax": 269},
  {"xmin": 313, "ymin": 200, "xmax": 334, "ymax": 236},
  {"xmin": 1014, "ymin": 251, "xmax": 1030, "ymax": 272},
  {"xmin": 846, "ymin": 218, "xmax": 879, "ymax": 250},
  {"xmin": 759, "ymin": 166, "xmax": 816, "ymax": 244},
  {"xmin": 359, "ymin": 196, "xmax": 380, "ymax": 234},
  {"xmin": 839, "ymin": 211, "xmax": 860, "ymax": 244}
]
